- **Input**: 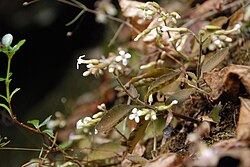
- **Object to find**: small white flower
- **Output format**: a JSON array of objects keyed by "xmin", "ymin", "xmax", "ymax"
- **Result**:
[
  {"xmin": 77, "ymin": 55, "xmax": 85, "ymax": 69},
  {"xmin": 76, "ymin": 117, "xmax": 92, "ymax": 129},
  {"xmin": 213, "ymin": 39, "xmax": 221, "ymax": 45},
  {"xmin": 86, "ymin": 64, "xmax": 93, "ymax": 68},
  {"xmin": 83, "ymin": 117, "xmax": 92, "ymax": 124},
  {"xmin": 234, "ymin": 24, "xmax": 241, "ymax": 30},
  {"xmin": 161, "ymin": 26, "xmax": 169, "ymax": 32},
  {"xmin": 171, "ymin": 100, "xmax": 178, "ymax": 105},
  {"xmin": 129, "ymin": 108, "xmax": 142, "ymax": 123},
  {"xmin": 115, "ymin": 50, "xmax": 131, "ymax": 66},
  {"xmin": 143, "ymin": 9, "xmax": 154, "ymax": 20},
  {"xmin": 76, "ymin": 119, "xmax": 84, "ymax": 129},
  {"xmin": 1, "ymin": 33, "xmax": 13, "ymax": 47}
]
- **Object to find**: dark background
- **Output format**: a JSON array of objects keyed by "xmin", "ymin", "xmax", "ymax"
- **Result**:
[{"xmin": 0, "ymin": 0, "xmax": 105, "ymax": 166}]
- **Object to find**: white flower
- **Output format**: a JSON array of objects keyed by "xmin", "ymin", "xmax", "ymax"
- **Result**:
[
  {"xmin": 143, "ymin": 9, "xmax": 154, "ymax": 20},
  {"xmin": 83, "ymin": 117, "xmax": 92, "ymax": 124},
  {"xmin": 234, "ymin": 24, "xmax": 241, "ymax": 30},
  {"xmin": 76, "ymin": 119, "xmax": 84, "ymax": 129},
  {"xmin": 161, "ymin": 26, "xmax": 169, "ymax": 32},
  {"xmin": 129, "ymin": 108, "xmax": 142, "ymax": 123},
  {"xmin": 171, "ymin": 100, "xmax": 178, "ymax": 105},
  {"xmin": 77, "ymin": 55, "xmax": 85, "ymax": 69},
  {"xmin": 213, "ymin": 39, "xmax": 221, "ymax": 45},
  {"xmin": 86, "ymin": 63, "xmax": 93, "ymax": 68},
  {"xmin": 115, "ymin": 50, "xmax": 131, "ymax": 66},
  {"xmin": 76, "ymin": 117, "xmax": 92, "ymax": 129},
  {"xmin": 1, "ymin": 33, "xmax": 13, "ymax": 47}
]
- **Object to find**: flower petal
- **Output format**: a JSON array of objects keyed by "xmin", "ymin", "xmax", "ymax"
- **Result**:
[
  {"xmin": 125, "ymin": 53, "xmax": 131, "ymax": 59},
  {"xmin": 115, "ymin": 56, "xmax": 122, "ymax": 62},
  {"xmin": 119, "ymin": 50, "xmax": 125, "ymax": 56},
  {"xmin": 135, "ymin": 116, "xmax": 140, "ymax": 123},
  {"xmin": 132, "ymin": 108, "xmax": 137, "ymax": 114},
  {"xmin": 129, "ymin": 114, "xmax": 135, "ymax": 120}
]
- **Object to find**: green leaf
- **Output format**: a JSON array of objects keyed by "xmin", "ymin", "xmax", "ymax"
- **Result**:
[
  {"xmin": 201, "ymin": 48, "xmax": 229, "ymax": 73},
  {"xmin": 86, "ymin": 142, "xmax": 126, "ymax": 161},
  {"xmin": 96, "ymin": 104, "xmax": 140, "ymax": 133},
  {"xmin": 42, "ymin": 129, "xmax": 54, "ymax": 138},
  {"xmin": 129, "ymin": 68, "xmax": 171, "ymax": 85},
  {"xmin": 126, "ymin": 120, "xmax": 150, "ymax": 153},
  {"xmin": 144, "ymin": 70, "xmax": 181, "ymax": 102},
  {"xmin": 27, "ymin": 120, "xmax": 40, "ymax": 129},
  {"xmin": 0, "ymin": 77, "xmax": 5, "ymax": 82},
  {"xmin": 165, "ymin": 88, "xmax": 196, "ymax": 105},
  {"xmin": 126, "ymin": 155, "xmax": 148, "ymax": 165},
  {"xmin": 39, "ymin": 115, "xmax": 52, "ymax": 128},
  {"xmin": 209, "ymin": 103, "xmax": 222, "ymax": 123},
  {"xmin": 0, "ymin": 103, "xmax": 11, "ymax": 116},
  {"xmin": 12, "ymin": 39, "xmax": 26, "ymax": 52},
  {"xmin": 10, "ymin": 88, "xmax": 20, "ymax": 100}
]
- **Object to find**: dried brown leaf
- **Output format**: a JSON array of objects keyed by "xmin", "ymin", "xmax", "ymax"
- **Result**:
[
  {"xmin": 204, "ymin": 64, "xmax": 250, "ymax": 101},
  {"xmin": 189, "ymin": 0, "xmax": 224, "ymax": 19},
  {"xmin": 144, "ymin": 153, "xmax": 182, "ymax": 167},
  {"xmin": 119, "ymin": 0, "xmax": 151, "ymax": 32},
  {"xmin": 237, "ymin": 97, "xmax": 250, "ymax": 141}
]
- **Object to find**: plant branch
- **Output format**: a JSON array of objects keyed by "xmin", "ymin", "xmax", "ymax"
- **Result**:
[{"xmin": 115, "ymin": 75, "xmax": 201, "ymax": 124}]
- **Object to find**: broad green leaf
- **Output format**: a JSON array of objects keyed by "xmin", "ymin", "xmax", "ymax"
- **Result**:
[
  {"xmin": 39, "ymin": 115, "xmax": 52, "ymax": 128},
  {"xmin": 126, "ymin": 120, "xmax": 150, "ymax": 153},
  {"xmin": 59, "ymin": 141, "xmax": 73, "ymax": 150},
  {"xmin": 0, "ymin": 78, "xmax": 5, "ymax": 82},
  {"xmin": 86, "ymin": 142, "xmax": 126, "ymax": 161},
  {"xmin": 201, "ymin": 48, "xmax": 229, "ymax": 73},
  {"xmin": 209, "ymin": 103, "xmax": 222, "ymax": 123},
  {"xmin": 12, "ymin": 39, "xmax": 26, "ymax": 52},
  {"xmin": 209, "ymin": 16, "xmax": 228, "ymax": 28},
  {"xmin": 0, "ymin": 103, "xmax": 11, "ymax": 116},
  {"xmin": 129, "ymin": 68, "xmax": 171, "ymax": 85},
  {"xmin": 10, "ymin": 88, "xmax": 20, "ymax": 100},
  {"xmin": 144, "ymin": 70, "xmax": 181, "ymax": 102},
  {"xmin": 144, "ymin": 116, "xmax": 166, "ymax": 141},
  {"xmin": 128, "ymin": 84, "xmax": 138, "ymax": 99},
  {"xmin": 96, "ymin": 104, "xmax": 140, "ymax": 133},
  {"xmin": 42, "ymin": 129, "xmax": 54, "ymax": 138},
  {"xmin": 127, "ymin": 154, "xmax": 148, "ymax": 165},
  {"xmin": 186, "ymin": 72, "xmax": 197, "ymax": 81},
  {"xmin": 165, "ymin": 88, "xmax": 196, "ymax": 105},
  {"xmin": 27, "ymin": 120, "xmax": 40, "ymax": 129}
]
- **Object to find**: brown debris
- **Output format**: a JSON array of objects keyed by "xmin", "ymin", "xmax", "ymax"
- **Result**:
[
  {"xmin": 237, "ymin": 97, "xmax": 250, "ymax": 141},
  {"xmin": 204, "ymin": 64, "xmax": 250, "ymax": 101}
]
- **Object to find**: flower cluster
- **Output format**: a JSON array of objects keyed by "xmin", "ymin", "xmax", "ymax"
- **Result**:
[
  {"xmin": 128, "ymin": 108, "xmax": 158, "ymax": 123},
  {"xmin": 77, "ymin": 50, "xmax": 132, "ymax": 77},
  {"xmin": 95, "ymin": 1, "xmax": 117, "ymax": 23},
  {"xmin": 208, "ymin": 24, "xmax": 241, "ymax": 51},
  {"xmin": 128, "ymin": 99, "xmax": 179, "ymax": 124},
  {"xmin": 76, "ymin": 111, "xmax": 104, "ymax": 134}
]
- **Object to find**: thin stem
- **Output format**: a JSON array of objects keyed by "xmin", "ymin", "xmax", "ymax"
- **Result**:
[
  {"xmin": 196, "ymin": 34, "xmax": 203, "ymax": 81},
  {"xmin": 57, "ymin": 0, "xmax": 140, "ymax": 33},
  {"xmin": 5, "ymin": 54, "xmax": 14, "ymax": 118},
  {"xmin": 115, "ymin": 75, "xmax": 201, "ymax": 124},
  {"xmin": 0, "ymin": 147, "xmax": 47, "ymax": 152}
]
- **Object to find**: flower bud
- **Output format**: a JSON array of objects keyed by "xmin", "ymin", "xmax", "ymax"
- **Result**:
[{"xmin": 2, "ymin": 34, "xmax": 13, "ymax": 47}]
